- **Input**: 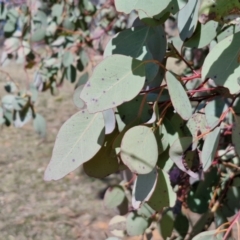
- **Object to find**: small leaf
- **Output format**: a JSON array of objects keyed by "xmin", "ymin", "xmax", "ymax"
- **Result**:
[
  {"xmin": 184, "ymin": 21, "xmax": 219, "ymax": 49},
  {"xmin": 80, "ymin": 55, "xmax": 146, "ymax": 113},
  {"xmin": 126, "ymin": 212, "xmax": 149, "ymax": 237},
  {"xmin": 154, "ymin": 123, "xmax": 169, "ymax": 155},
  {"xmin": 31, "ymin": 28, "xmax": 45, "ymax": 42},
  {"xmin": 205, "ymin": 97, "xmax": 228, "ymax": 128},
  {"xmin": 134, "ymin": 168, "xmax": 158, "ymax": 202},
  {"xmin": 65, "ymin": 65, "xmax": 76, "ymax": 83},
  {"xmin": 73, "ymin": 85, "xmax": 86, "ymax": 109},
  {"xmin": 177, "ymin": 0, "xmax": 201, "ymax": 41},
  {"xmin": 166, "ymin": 71, "xmax": 192, "ymax": 120},
  {"xmin": 62, "ymin": 51, "xmax": 74, "ymax": 67},
  {"xmin": 202, "ymin": 127, "xmax": 220, "ymax": 171},
  {"xmin": 120, "ymin": 126, "xmax": 158, "ymax": 174},
  {"xmin": 33, "ymin": 113, "xmax": 46, "ymax": 138},
  {"xmin": 158, "ymin": 210, "xmax": 174, "ymax": 239},
  {"xmin": 147, "ymin": 169, "xmax": 176, "ymax": 211},
  {"xmin": 104, "ymin": 186, "xmax": 125, "ymax": 208},
  {"xmin": 44, "ymin": 110, "xmax": 105, "ymax": 181},
  {"xmin": 232, "ymin": 115, "xmax": 240, "ymax": 157},
  {"xmin": 108, "ymin": 215, "xmax": 126, "ymax": 238},
  {"xmin": 103, "ymin": 109, "xmax": 116, "ymax": 135},
  {"xmin": 169, "ymin": 137, "xmax": 198, "ymax": 178}
]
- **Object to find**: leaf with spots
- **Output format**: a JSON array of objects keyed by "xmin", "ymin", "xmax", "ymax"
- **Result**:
[
  {"xmin": 80, "ymin": 55, "xmax": 146, "ymax": 113},
  {"xmin": 166, "ymin": 71, "xmax": 192, "ymax": 120},
  {"xmin": 44, "ymin": 110, "xmax": 105, "ymax": 181},
  {"xmin": 120, "ymin": 125, "xmax": 158, "ymax": 174},
  {"xmin": 147, "ymin": 168, "xmax": 176, "ymax": 211}
]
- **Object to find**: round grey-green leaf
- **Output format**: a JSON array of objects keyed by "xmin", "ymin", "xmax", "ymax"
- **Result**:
[
  {"xmin": 62, "ymin": 51, "xmax": 74, "ymax": 67},
  {"xmin": 120, "ymin": 126, "xmax": 158, "ymax": 174},
  {"xmin": 126, "ymin": 212, "xmax": 149, "ymax": 237},
  {"xmin": 104, "ymin": 186, "xmax": 125, "ymax": 208},
  {"xmin": 44, "ymin": 110, "xmax": 105, "ymax": 181}
]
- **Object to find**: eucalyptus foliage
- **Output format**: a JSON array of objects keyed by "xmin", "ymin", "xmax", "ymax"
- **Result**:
[{"xmin": 2, "ymin": 0, "xmax": 240, "ymax": 239}]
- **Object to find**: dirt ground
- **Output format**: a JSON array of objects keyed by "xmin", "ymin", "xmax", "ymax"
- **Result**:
[{"xmin": 0, "ymin": 61, "xmax": 123, "ymax": 240}]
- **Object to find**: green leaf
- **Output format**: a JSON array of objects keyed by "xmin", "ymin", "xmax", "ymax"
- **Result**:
[
  {"xmin": 80, "ymin": 55, "xmax": 146, "ymax": 113},
  {"xmin": 137, "ymin": 203, "xmax": 155, "ymax": 218},
  {"xmin": 83, "ymin": 130, "xmax": 119, "ymax": 178},
  {"xmin": 104, "ymin": 26, "xmax": 165, "ymax": 82},
  {"xmin": 177, "ymin": 0, "xmax": 200, "ymax": 41},
  {"xmin": 134, "ymin": 168, "xmax": 158, "ymax": 202},
  {"xmin": 186, "ymin": 113, "xmax": 208, "ymax": 138},
  {"xmin": 76, "ymin": 72, "xmax": 89, "ymax": 88},
  {"xmin": 4, "ymin": 82, "xmax": 17, "ymax": 93},
  {"xmin": 117, "ymin": 95, "xmax": 151, "ymax": 126},
  {"xmin": 73, "ymin": 85, "xmax": 86, "ymax": 109},
  {"xmin": 126, "ymin": 212, "xmax": 149, "ymax": 236},
  {"xmin": 31, "ymin": 28, "xmax": 45, "ymax": 42},
  {"xmin": 104, "ymin": 185, "xmax": 125, "ymax": 208},
  {"xmin": 232, "ymin": 115, "xmax": 240, "ymax": 157},
  {"xmin": 202, "ymin": 31, "xmax": 240, "ymax": 94},
  {"xmin": 158, "ymin": 210, "xmax": 174, "ymax": 239},
  {"xmin": 205, "ymin": 97, "xmax": 228, "ymax": 129},
  {"xmin": 217, "ymin": 24, "xmax": 240, "ymax": 43},
  {"xmin": 174, "ymin": 212, "xmax": 189, "ymax": 238},
  {"xmin": 108, "ymin": 215, "xmax": 126, "ymax": 238},
  {"xmin": 169, "ymin": 137, "xmax": 198, "ymax": 178},
  {"xmin": 44, "ymin": 110, "xmax": 105, "ymax": 181},
  {"xmin": 202, "ymin": 127, "xmax": 221, "ymax": 171},
  {"xmin": 166, "ymin": 71, "xmax": 192, "ymax": 120},
  {"xmin": 184, "ymin": 21, "xmax": 219, "ymax": 49},
  {"xmin": 33, "ymin": 114, "xmax": 46, "ymax": 138},
  {"xmin": 2, "ymin": 95, "xmax": 15, "ymax": 111},
  {"xmin": 157, "ymin": 147, "xmax": 174, "ymax": 172},
  {"xmin": 115, "ymin": 0, "xmax": 171, "ymax": 18},
  {"xmin": 65, "ymin": 65, "xmax": 76, "ymax": 83},
  {"xmin": 62, "ymin": 51, "xmax": 74, "ymax": 67},
  {"xmin": 4, "ymin": 20, "xmax": 16, "ymax": 33},
  {"xmin": 120, "ymin": 126, "xmax": 158, "ymax": 174},
  {"xmin": 154, "ymin": 123, "xmax": 169, "ymax": 155},
  {"xmin": 103, "ymin": 109, "xmax": 116, "ymax": 135},
  {"xmin": 147, "ymin": 169, "xmax": 176, "ymax": 211}
]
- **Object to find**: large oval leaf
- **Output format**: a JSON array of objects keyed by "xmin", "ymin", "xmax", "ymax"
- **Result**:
[
  {"xmin": 202, "ymin": 127, "xmax": 221, "ymax": 171},
  {"xmin": 120, "ymin": 126, "xmax": 158, "ymax": 174},
  {"xmin": 80, "ymin": 55, "xmax": 146, "ymax": 113},
  {"xmin": 44, "ymin": 110, "xmax": 105, "ymax": 181},
  {"xmin": 202, "ymin": 32, "xmax": 240, "ymax": 94},
  {"xmin": 166, "ymin": 71, "xmax": 192, "ymax": 120}
]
